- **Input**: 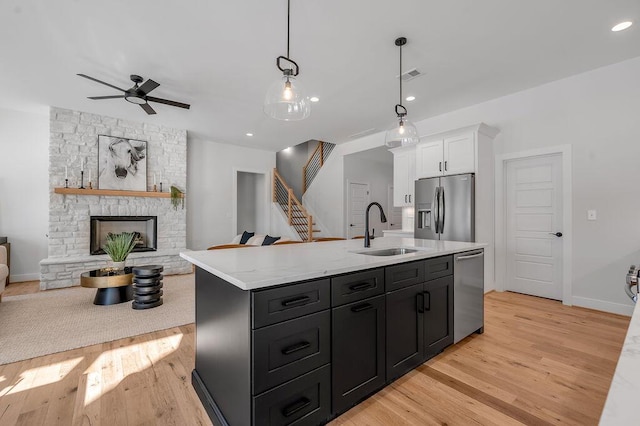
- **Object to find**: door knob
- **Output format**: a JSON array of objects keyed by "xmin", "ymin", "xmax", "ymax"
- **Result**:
[{"xmin": 549, "ymin": 232, "xmax": 563, "ymax": 237}]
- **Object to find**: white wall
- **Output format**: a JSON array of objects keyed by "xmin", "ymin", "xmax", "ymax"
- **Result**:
[
  {"xmin": 308, "ymin": 56, "xmax": 640, "ymax": 314},
  {"xmin": 0, "ymin": 107, "xmax": 49, "ymax": 281},
  {"xmin": 187, "ymin": 137, "xmax": 275, "ymax": 249},
  {"xmin": 237, "ymin": 172, "xmax": 258, "ymax": 234}
]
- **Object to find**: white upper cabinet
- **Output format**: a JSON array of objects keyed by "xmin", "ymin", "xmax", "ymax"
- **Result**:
[
  {"xmin": 443, "ymin": 133, "xmax": 475, "ymax": 175},
  {"xmin": 391, "ymin": 146, "xmax": 416, "ymax": 207},
  {"xmin": 415, "ymin": 141, "xmax": 443, "ymax": 178},
  {"xmin": 416, "ymin": 131, "xmax": 476, "ymax": 178}
]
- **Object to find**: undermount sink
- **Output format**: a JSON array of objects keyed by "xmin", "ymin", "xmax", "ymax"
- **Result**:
[{"xmin": 356, "ymin": 247, "xmax": 419, "ymax": 256}]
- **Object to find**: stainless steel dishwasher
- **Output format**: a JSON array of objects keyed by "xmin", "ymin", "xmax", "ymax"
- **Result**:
[{"xmin": 453, "ymin": 250, "xmax": 485, "ymax": 343}]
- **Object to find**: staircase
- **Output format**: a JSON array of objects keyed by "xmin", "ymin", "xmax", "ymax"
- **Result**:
[
  {"xmin": 303, "ymin": 141, "xmax": 335, "ymax": 194},
  {"xmin": 273, "ymin": 169, "xmax": 319, "ymax": 242}
]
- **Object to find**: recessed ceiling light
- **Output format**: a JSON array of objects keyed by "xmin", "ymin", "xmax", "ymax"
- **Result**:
[
  {"xmin": 310, "ymin": 97, "xmax": 320, "ymax": 102},
  {"xmin": 406, "ymin": 96, "xmax": 416, "ymax": 102},
  {"xmin": 246, "ymin": 133, "xmax": 253, "ymax": 137},
  {"xmin": 612, "ymin": 21, "xmax": 633, "ymax": 32}
]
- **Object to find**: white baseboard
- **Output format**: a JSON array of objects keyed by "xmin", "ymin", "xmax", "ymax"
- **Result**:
[
  {"xmin": 572, "ymin": 296, "xmax": 634, "ymax": 316},
  {"xmin": 9, "ymin": 273, "xmax": 40, "ymax": 283}
]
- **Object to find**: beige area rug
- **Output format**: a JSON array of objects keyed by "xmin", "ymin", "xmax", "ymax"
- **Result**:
[{"xmin": 0, "ymin": 273, "xmax": 195, "ymax": 365}]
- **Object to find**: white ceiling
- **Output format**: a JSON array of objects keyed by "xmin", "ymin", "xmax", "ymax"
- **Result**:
[{"xmin": 1, "ymin": 0, "xmax": 639, "ymax": 152}]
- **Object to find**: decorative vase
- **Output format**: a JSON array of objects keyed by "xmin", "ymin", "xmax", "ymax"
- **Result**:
[{"xmin": 111, "ymin": 261, "xmax": 126, "ymax": 271}]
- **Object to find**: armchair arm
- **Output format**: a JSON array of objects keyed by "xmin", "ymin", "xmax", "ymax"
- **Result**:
[{"xmin": 0, "ymin": 245, "xmax": 7, "ymax": 265}]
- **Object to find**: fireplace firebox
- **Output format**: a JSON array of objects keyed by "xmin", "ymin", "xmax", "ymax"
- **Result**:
[{"xmin": 90, "ymin": 216, "xmax": 158, "ymax": 255}]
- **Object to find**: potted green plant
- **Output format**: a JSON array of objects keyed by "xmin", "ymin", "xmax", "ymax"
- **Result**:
[
  {"xmin": 170, "ymin": 185, "xmax": 185, "ymax": 210},
  {"xmin": 102, "ymin": 232, "xmax": 137, "ymax": 270}
]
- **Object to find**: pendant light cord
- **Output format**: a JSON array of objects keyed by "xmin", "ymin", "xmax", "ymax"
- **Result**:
[
  {"xmin": 287, "ymin": 0, "xmax": 291, "ymax": 58},
  {"xmin": 399, "ymin": 42, "xmax": 402, "ymax": 107}
]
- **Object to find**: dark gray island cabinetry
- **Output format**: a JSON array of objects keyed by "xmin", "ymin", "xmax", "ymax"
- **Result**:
[{"xmin": 182, "ymin": 239, "xmax": 485, "ymax": 426}]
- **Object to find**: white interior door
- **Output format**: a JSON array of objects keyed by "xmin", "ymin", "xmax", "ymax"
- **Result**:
[
  {"xmin": 387, "ymin": 185, "xmax": 402, "ymax": 230},
  {"xmin": 505, "ymin": 154, "xmax": 563, "ymax": 300},
  {"xmin": 347, "ymin": 182, "xmax": 370, "ymax": 239}
]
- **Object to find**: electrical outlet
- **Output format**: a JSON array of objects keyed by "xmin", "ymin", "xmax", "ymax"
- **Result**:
[{"xmin": 587, "ymin": 210, "xmax": 597, "ymax": 221}]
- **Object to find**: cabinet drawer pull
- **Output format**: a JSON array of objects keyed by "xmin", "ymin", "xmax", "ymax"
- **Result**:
[
  {"xmin": 417, "ymin": 293, "xmax": 425, "ymax": 313},
  {"xmin": 424, "ymin": 291, "xmax": 431, "ymax": 311},
  {"xmin": 439, "ymin": 161, "xmax": 442, "ymax": 172},
  {"xmin": 351, "ymin": 302, "xmax": 373, "ymax": 313},
  {"xmin": 444, "ymin": 160, "xmax": 447, "ymax": 171},
  {"xmin": 282, "ymin": 397, "xmax": 311, "ymax": 417},
  {"xmin": 281, "ymin": 341, "xmax": 311, "ymax": 355},
  {"xmin": 404, "ymin": 194, "xmax": 407, "ymax": 203},
  {"xmin": 281, "ymin": 295, "xmax": 311, "ymax": 307},
  {"xmin": 349, "ymin": 282, "xmax": 374, "ymax": 292}
]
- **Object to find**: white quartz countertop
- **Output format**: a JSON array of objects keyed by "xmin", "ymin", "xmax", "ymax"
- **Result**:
[
  {"xmin": 180, "ymin": 237, "xmax": 486, "ymax": 291},
  {"xmin": 600, "ymin": 301, "xmax": 640, "ymax": 425}
]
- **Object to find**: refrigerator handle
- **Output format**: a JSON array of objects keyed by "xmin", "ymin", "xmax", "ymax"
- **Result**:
[
  {"xmin": 433, "ymin": 187, "xmax": 440, "ymax": 233},
  {"xmin": 439, "ymin": 186, "xmax": 445, "ymax": 233}
]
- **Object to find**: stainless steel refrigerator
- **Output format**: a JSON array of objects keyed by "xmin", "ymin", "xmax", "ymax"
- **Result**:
[{"xmin": 415, "ymin": 174, "xmax": 475, "ymax": 242}]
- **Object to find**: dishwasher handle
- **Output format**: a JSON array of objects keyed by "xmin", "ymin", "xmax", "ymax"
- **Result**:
[{"xmin": 456, "ymin": 251, "xmax": 484, "ymax": 261}]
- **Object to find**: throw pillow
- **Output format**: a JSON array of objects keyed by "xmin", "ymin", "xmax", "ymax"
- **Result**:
[
  {"xmin": 262, "ymin": 235, "xmax": 281, "ymax": 246},
  {"xmin": 239, "ymin": 231, "xmax": 255, "ymax": 245}
]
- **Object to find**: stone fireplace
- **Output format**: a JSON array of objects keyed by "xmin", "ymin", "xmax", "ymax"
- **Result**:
[
  {"xmin": 40, "ymin": 107, "xmax": 192, "ymax": 290},
  {"xmin": 90, "ymin": 216, "xmax": 158, "ymax": 255}
]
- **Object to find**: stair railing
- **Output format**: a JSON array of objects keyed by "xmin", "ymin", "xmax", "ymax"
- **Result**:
[
  {"xmin": 273, "ymin": 168, "xmax": 314, "ymax": 242},
  {"xmin": 303, "ymin": 141, "xmax": 335, "ymax": 194}
]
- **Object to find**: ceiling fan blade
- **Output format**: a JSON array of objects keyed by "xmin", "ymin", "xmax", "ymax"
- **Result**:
[
  {"xmin": 147, "ymin": 96, "xmax": 191, "ymax": 109},
  {"xmin": 88, "ymin": 95, "xmax": 125, "ymax": 100},
  {"xmin": 140, "ymin": 103, "xmax": 157, "ymax": 115},
  {"xmin": 138, "ymin": 79, "xmax": 159, "ymax": 95},
  {"xmin": 77, "ymin": 73, "xmax": 126, "ymax": 92}
]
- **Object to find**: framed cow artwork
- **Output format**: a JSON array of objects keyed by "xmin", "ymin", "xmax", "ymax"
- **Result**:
[{"xmin": 97, "ymin": 135, "xmax": 148, "ymax": 191}]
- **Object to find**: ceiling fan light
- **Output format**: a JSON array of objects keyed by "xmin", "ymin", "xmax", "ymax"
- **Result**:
[
  {"xmin": 264, "ymin": 75, "xmax": 310, "ymax": 121},
  {"xmin": 125, "ymin": 94, "xmax": 147, "ymax": 105},
  {"xmin": 385, "ymin": 118, "xmax": 419, "ymax": 148}
]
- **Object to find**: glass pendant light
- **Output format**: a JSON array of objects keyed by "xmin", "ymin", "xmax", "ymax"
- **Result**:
[
  {"xmin": 385, "ymin": 37, "xmax": 419, "ymax": 148},
  {"xmin": 264, "ymin": 0, "xmax": 310, "ymax": 121}
]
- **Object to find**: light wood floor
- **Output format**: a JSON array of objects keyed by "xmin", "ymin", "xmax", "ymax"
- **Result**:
[{"xmin": 0, "ymin": 285, "xmax": 630, "ymax": 426}]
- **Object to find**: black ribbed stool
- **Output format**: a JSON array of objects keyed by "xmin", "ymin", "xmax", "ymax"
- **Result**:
[{"xmin": 132, "ymin": 265, "xmax": 164, "ymax": 309}]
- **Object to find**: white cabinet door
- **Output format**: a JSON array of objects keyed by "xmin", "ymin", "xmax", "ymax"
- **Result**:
[
  {"xmin": 443, "ymin": 133, "xmax": 475, "ymax": 175},
  {"xmin": 392, "ymin": 148, "xmax": 415, "ymax": 207},
  {"xmin": 416, "ymin": 141, "xmax": 444, "ymax": 178},
  {"xmin": 406, "ymin": 152, "xmax": 415, "ymax": 205}
]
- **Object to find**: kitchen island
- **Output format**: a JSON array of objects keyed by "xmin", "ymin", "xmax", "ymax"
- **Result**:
[{"xmin": 181, "ymin": 237, "xmax": 486, "ymax": 426}]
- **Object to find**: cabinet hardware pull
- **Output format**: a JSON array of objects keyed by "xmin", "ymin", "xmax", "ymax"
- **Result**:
[
  {"xmin": 424, "ymin": 291, "xmax": 431, "ymax": 311},
  {"xmin": 439, "ymin": 161, "xmax": 442, "ymax": 172},
  {"xmin": 282, "ymin": 397, "xmax": 311, "ymax": 417},
  {"xmin": 349, "ymin": 282, "xmax": 373, "ymax": 292},
  {"xmin": 408, "ymin": 194, "xmax": 411, "ymax": 203},
  {"xmin": 281, "ymin": 295, "xmax": 311, "ymax": 307},
  {"xmin": 444, "ymin": 160, "xmax": 447, "ymax": 171},
  {"xmin": 417, "ymin": 293, "xmax": 425, "ymax": 313},
  {"xmin": 404, "ymin": 194, "xmax": 407, "ymax": 203},
  {"xmin": 351, "ymin": 302, "xmax": 373, "ymax": 313},
  {"xmin": 281, "ymin": 341, "xmax": 311, "ymax": 355}
]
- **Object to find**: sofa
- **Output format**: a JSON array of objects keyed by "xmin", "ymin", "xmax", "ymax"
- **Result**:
[{"xmin": 0, "ymin": 245, "xmax": 9, "ymax": 302}]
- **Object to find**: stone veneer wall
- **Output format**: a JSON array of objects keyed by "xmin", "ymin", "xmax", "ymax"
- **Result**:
[{"xmin": 40, "ymin": 107, "xmax": 191, "ymax": 289}]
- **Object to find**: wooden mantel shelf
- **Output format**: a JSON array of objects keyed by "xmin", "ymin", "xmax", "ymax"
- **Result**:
[{"xmin": 54, "ymin": 187, "xmax": 181, "ymax": 198}]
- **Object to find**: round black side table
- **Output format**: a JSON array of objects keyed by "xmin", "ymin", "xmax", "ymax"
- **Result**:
[{"xmin": 132, "ymin": 265, "xmax": 164, "ymax": 309}]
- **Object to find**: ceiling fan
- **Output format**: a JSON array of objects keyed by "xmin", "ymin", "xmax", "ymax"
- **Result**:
[{"xmin": 77, "ymin": 73, "xmax": 191, "ymax": 115}]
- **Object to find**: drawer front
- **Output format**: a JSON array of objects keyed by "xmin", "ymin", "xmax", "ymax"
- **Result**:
[
  {"xmin": 424, "ymin": 255, "xmax": 453, "ymax": 281},
  {"xmin": 253, "ymin": 279, "xmax": 330, "ymax": 329},
  {"xmin": 331, "ymin": 268, "xmax": 384, "ymax": 307},
  {"xmin": 253, "ymin": 310, "xmax": 330, "ymax": 395},
  {"xmin": 253, "ymin": 364, "xmax": 331, "ymax": 426},
  {"xmin": 385, "ymin": 260, "xmax": 425, "ymax": 292}
]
